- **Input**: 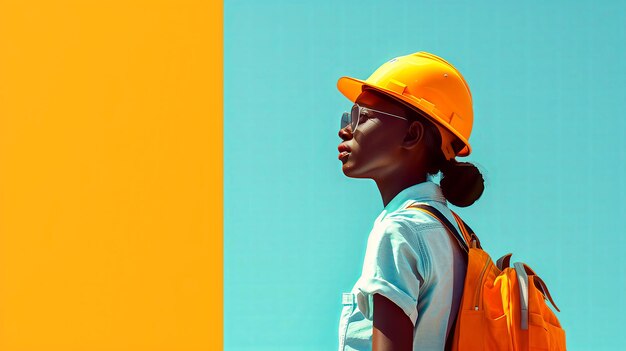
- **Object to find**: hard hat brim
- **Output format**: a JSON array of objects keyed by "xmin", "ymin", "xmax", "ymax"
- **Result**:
[{"xmin": 337, "ymin": 76, "xmax": 471, "ymax": 157}]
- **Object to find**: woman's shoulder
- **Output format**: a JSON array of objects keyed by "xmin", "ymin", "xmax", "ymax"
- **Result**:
[
  {"xmin": 383, "ymin": 202, "xmax": 449, "ymax": 231},
  {"xmin": 371, "ymin": 205, "xmax": 449, "ymax": 245}
]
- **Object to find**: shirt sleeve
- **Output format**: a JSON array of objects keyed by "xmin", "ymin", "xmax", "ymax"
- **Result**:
[{"xmin": 354, "ymin": 218, "xmax": 430, "ymax": 326}]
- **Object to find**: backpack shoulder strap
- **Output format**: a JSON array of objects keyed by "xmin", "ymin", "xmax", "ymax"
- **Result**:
[
  {"xmin": 406, "ymin": 203, "xmax": 470, "ymax": 253},
  {"xmin": 450, "ymin": 211, "xmax": 482, "ymax": 249}
]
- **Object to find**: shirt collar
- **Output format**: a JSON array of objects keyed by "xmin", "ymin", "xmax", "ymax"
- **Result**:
[{"xmin": 376, "ymin": 181, "xmax": 447, "ymax": 222}]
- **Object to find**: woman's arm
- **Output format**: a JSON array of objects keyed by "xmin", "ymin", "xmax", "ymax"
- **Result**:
[{"xmin": 372, "ymin": 293, "xmax": 414, "ymax": 351}]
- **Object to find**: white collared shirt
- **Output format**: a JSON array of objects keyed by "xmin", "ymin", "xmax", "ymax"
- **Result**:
[{"xmin": 338, "ymin": 181, "xmax": 467, "ymax": 351}]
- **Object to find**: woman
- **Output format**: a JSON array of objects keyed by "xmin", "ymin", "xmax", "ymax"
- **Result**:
[{"xmin": 336, "ymin": 52, "xmax": 485, "ymax": 351}]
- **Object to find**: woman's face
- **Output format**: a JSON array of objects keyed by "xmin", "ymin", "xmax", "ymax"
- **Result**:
[{"xmin": 337, "ymin": 90, "xmax": 411, "ymax": 179}]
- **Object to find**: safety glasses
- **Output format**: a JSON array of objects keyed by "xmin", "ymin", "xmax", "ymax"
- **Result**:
[{"xmin": 341, "ymin": 104, "xmax": 408, "ymax": 132}]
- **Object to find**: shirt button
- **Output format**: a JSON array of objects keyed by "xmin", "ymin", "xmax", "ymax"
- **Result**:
[{"xmin": 342, "ymin": 292, "xmax": 354, "ymax": 305}]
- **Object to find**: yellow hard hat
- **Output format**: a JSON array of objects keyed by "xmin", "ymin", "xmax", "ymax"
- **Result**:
[{"xmin": 337, "ymin": 51, "xmax": 473, "ymax": 160}]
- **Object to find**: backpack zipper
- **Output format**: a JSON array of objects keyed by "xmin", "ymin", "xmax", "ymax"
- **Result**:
[{"xmin": 473, "ymin": 259, "xmax": 490, "ymax": 310}]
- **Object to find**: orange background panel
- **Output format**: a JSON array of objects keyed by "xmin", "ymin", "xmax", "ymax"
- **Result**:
[{"xmin": 0, "ymin": 1, "xmax": 222, "ymax": 350}]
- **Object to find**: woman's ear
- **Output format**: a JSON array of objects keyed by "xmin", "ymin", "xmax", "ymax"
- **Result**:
[{"xmin": 402, "ymin": 121, "xmax": 424, "ymax": 149}]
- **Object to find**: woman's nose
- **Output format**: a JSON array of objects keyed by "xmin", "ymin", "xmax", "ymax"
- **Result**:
[{"xmin": 338, "ymin": 125, "xmax": 352, "ymax": 140}]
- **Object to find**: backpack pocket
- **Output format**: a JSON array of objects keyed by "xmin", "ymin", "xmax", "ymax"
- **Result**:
[
  {"xmin": 529, "ymin": 312, "xmax": 566, "ymax": 351},
  {"xmin": 484, "ymin": 313, "xmax": 513, "ymax": 350},
  {"xmin": 455, "ymin": 310, "xmax": 513, "ymax": 351}
]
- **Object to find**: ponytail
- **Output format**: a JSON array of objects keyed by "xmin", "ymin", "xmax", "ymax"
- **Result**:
[{"xmin": 440, "ymin": 159, "xmax": 484, "ymax": 207}]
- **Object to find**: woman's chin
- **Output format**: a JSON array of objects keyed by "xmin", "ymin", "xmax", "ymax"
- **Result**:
[
  {"xmin": 341, "ymin": 162, "xmax": 356, "ymax": 177},
  {"xmin": 341, "ymin": 163, "xmax": 367, "ymax": 179},
  {"xmin": 340, "ymin": 155, "xmax": 372, "ymax": 178}
]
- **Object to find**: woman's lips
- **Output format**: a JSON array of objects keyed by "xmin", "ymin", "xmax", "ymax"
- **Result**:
[
  {"xmin": 338, "ymin": 144, "xmax": 351, "ymax": 161},
  {"xmin": 338, "ymin": 143, "xmax": 351, "ymax": 153}
]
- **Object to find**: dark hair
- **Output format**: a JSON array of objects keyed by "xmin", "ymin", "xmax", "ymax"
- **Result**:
[
  {"xmin": 406, "ymin": 107, "xmax": 485, "ymax": 207},
  {"xmin": 362, "ymin": 87, "xmax": 485, "ymax": 207}
]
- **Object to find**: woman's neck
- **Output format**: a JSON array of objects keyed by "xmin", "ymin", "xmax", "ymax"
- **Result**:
[{"xmin": 375, "ymin": 172, "xmax": 428, "ymax": 207}]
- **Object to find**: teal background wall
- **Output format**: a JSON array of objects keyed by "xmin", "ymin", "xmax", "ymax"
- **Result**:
[{"xmin": 224, "ymin": 1, "xmax": 625, "ymax": 350}]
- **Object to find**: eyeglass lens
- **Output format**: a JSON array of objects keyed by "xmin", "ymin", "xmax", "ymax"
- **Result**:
[
  {"xmin": 340, "ymin": 105, "xmax": 362, "ymax": 132},
  {"xmin": 341, "ymin": 112, "xmax": 351, "ymax": 130},
  {"xmin": 351, "ymin": 105, "xmax": 360, "ymax": 131}
]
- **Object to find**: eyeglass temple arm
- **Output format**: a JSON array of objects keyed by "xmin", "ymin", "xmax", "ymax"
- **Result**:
[{"xmin": 363, "ymin": 106, "xmax": 408, "ymax": 121}]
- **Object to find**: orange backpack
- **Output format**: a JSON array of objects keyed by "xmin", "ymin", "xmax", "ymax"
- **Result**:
[{"xmin": 409, "ymin": 204, "xmax": 566, "ymax": 351}]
